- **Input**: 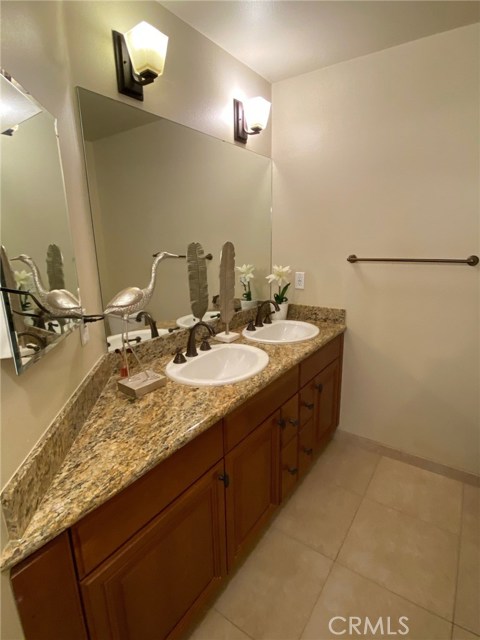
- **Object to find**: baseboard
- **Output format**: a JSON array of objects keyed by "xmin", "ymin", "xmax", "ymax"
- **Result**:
[{"xmin": 336, "ymin": 429, "xmax": 480, "ymax": 487}]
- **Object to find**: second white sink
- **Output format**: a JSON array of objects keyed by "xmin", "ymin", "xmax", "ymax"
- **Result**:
[
  {"xmin": 165, "ymin": 343, "xmax": 269, "ymax": 386},
  {"xmin": 107, "ymin": 328, "xmax": 168, "ymax": 352},
  {"xmin": 243, "ymin": 320, "xmax": 319, "ymax": 344}
]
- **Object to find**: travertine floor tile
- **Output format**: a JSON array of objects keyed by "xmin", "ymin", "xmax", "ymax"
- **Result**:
[
  {"xmin": 273, "ymin": 476, "xmax": 362, "ymax": 559},
  {"xmin": 306, "ymin": 438, "xmax": 380, "ymax": 496},
  {"xmin": 338, "ymin": 498, "xmax": 458, "ymax": 619},
  {"xmin": 188, "ymin": 610, "xmax": 252, "ymax": 640},
  {"xmin": 301, "ymin": 564, "xmax": 452, "ymax": 640},
  {"xmin": 452, "ymin": 626, "xmax": 480, "ymax": 640},
  {"xmin": 366, "ymin": 457, "xmax": 462, "ymax": 534},
  {"xmin": 455, "ymin": 535, "xmax": 480, "ymax": 636},
  {"xmin": 215, "ymin": 528, "xmax": 332, "ymax": 640}
]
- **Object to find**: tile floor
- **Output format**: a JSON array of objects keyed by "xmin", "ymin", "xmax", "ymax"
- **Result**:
[{"xmin": 188, "ymin": 435, "xmax": 479, "ymax": 640}]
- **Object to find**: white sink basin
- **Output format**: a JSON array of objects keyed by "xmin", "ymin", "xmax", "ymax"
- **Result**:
[
  {"xmin": 106, "ymin": 328, "xmax": 168, "ymax": 352},
  {"xmin": 165, "ymin": 343, "xmax": 269, "ymax": 386},
  {"xmin": 176, "ymin": 311, "xmax": 220, "ymax": 329},
  {"xmin": 242, "ymin": 320, "xmax": 319, "ymax": 344}
]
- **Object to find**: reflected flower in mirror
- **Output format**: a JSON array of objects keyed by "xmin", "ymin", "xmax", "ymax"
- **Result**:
[
  {"xmin": 13, "ymin": 269, "xmax": 33, "ymax": 311},
  {"xmin": 236, "ymin": 263, "xmax": 255, "ymax": 301}
]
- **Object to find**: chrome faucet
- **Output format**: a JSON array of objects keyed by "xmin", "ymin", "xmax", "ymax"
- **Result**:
[
  {"xmin": 186, "ymin": 321, "xmax": 215, "ymax": 357},
  {"xmin": 255, "ymin": 300, "xmax": 280, "ymax": 327},
  {"xmin": 136, "ymin": 311, "xmax": 159, "ymax": 338}
]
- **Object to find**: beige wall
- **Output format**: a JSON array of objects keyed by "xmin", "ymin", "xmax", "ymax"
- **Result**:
[
  {"xmin": 272, "ymin": 24, "xmax": 479, "ymax": 475},
  {"xmin": 0, "ymin": 2, "xmax": 270, "ymax": 637}
]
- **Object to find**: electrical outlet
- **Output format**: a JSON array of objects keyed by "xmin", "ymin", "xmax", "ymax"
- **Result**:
[{"xmin": 295, "ymin": 271, "xmax": 305, "ymax": 289}]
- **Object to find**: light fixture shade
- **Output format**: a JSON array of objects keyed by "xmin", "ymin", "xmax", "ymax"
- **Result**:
[
  {"xmin": 124, "ymin": 21, "xmax": 168, "ymax": 77},
  {"xmin": 243, "ymin": 97, "xmax": 271, "ymax": 132}
]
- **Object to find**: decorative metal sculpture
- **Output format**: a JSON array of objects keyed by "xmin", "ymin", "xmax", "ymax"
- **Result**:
[
  {"xmin": 104, "ymin": 251, "xmax": 180, "ymax": 317},
  {"xmin": 104, "ymin": 251, "xmax": 181, "ymax": 384},
  {"xmin": 11, "ymin": 254, "xmax": 83, "ymax": 318}
]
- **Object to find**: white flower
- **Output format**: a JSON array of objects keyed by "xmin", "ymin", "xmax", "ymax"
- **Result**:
[
  {"xmin": 14, "ymin": 270, "xmax": 33, "ymax": 289},
  {"xmin": 236, "ymin": 264, "xmax": 255, "ymax": 282},
  {"xmin": 266, "ymin": 265, "xmax": 291, "ymax": 287}
]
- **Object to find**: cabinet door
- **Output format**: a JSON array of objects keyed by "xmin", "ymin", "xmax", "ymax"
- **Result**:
[
  {"xmin": 81, "ymin": 461, "xmax": 226, "ymax": 640},
  {"xmin": 225, "ymin": 413, "xmax": 280, "ymax": 570},
  {"xmin": 314, "ymin": 359, "xmax": 340, "ymax": 444},
  {"xmin": 11, "ymin": 532, "xmax": 87, "ymax": 640}
]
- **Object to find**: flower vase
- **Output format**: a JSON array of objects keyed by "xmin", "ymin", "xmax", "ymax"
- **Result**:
[
  {"xmin": 241, "ymin": 299, "xmax": 257, "ymax": 311},
  {"xmin": 272, "ymin": 302, "xmax": 289, "ymax": 321}
]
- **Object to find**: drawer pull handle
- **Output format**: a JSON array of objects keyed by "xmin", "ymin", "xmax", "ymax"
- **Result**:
[
  {"xmin": 303, "ymin": 447, "xmax": 313, "ymax": 455},
  {"xmin": 288, "ymin": 418, "xmax": 299, "ymax": 427},
  {"xmin": 303, "ymin": 402, "xmax": 314, "ymax": 410},
  {"xmin": 287, "ymin": 466, "xmax": 298, "ymax": 475},
  {"xmin": 315, "ymin": 383, "xmax": 323, "ymax": 392}
]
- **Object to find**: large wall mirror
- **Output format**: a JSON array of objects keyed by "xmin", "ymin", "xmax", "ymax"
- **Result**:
[
  {"xmin": 0, "ymin": 70, "xmax": 80, "ymax": 374},
  {"xmin": 76, "ymin": 88, "xmax": 272, "ymax": 341}
]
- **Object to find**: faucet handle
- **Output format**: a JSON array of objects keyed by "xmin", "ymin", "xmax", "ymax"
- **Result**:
[
  {"xmin": 173, "ymin": 348, "xmax": 187, "ymax": 364},
  {"xmin": 200, "ymin": 338, "xmax": 212, "ymax": 351},
  {"xmin": 246, "ymin": 320, "xmax": 256, "ymax": 332}
]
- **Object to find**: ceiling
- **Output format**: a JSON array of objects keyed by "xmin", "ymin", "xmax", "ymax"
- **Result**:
[{"xmin": 160, "ymin": 1, "xmax": 479, "ymax": 83}]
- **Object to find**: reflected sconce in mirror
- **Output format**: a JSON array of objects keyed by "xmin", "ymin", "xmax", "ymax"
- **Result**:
[
  {"xmin": 0, "ymin": 71, "xmax": 42, "ymax": 135},
  {"xmin": 112, "ymin": 21, "xmax": 168, "ymax": 101},
  {"xmin": 233, "ymin": 96, "xmax": 271, "ymax": 143}
]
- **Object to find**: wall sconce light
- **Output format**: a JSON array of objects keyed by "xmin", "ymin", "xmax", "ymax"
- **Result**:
[
  {"xmin": 234, "ymin": 96, "xmax": 271, "ymax": 143},
  {"xmin": 112, "ymin": 21, "xmax": 168, "ymax": 101}
]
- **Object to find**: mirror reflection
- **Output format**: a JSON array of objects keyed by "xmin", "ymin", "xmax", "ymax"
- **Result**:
[
  {"xmin": 76, "ymin": 88, "xmax": 272, "ymax": 345},
  {"xmin": 0, "ymin": 70, "xmax": 80, "ymax": 374}
]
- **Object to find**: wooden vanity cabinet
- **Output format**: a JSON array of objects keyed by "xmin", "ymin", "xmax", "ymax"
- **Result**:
[{"xmin": 10, "ymin": 333, "xmax": 344, "ymax": 640}]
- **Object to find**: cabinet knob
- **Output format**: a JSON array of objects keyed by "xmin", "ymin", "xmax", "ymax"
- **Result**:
[
  {"xmin": 303, "ymin": 402, "xmax": 314, "ymax": 410},
  {"xmin": 302, "ymin": 447, "xmax": 313, "ymax": 455},
  {"xmin": 218, "ymin": 473, "xmax": 230, "ymax": 488},
  {"xmin": 277, "ymin": 418, "xmax": 287, "ymax": 428},
  {"xmin": 315, "ymin": 383, "xmax": 323, "ymax": 392},
  {"xmin": 287, "ymin": 466, "xmax": 298, "ymax": 475},
  {"xmin": 288, "ymin": 418, "xmax": 299, "ymax": 427}
]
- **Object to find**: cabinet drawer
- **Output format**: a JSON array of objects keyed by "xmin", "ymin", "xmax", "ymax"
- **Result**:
[
  {"xmin": 298, "ymin": 419, "xmax": 315, "ymax": 479},
  {"xmin": 279, "ymin": 394, "xmax": 299, "ymax": 447},
  {"xmin": 300, "ymin": 335, "xmax": 342, "ymax": 387},
  {"xmin": 72, "ymin": 421, "xmax": 223, "ymax": 579},
  {"xmin": 224, "ymin": 367, "xmax": 298, "ymax": 452},
  {"xmin": 281, "ymin": 436, "xmax": 299, "ymax": 499}
]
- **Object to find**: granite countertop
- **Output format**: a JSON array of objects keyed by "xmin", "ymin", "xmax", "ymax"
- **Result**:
[{"xmin": 1, "ymin": 310, "xmax": 345, "ymax": 571}]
